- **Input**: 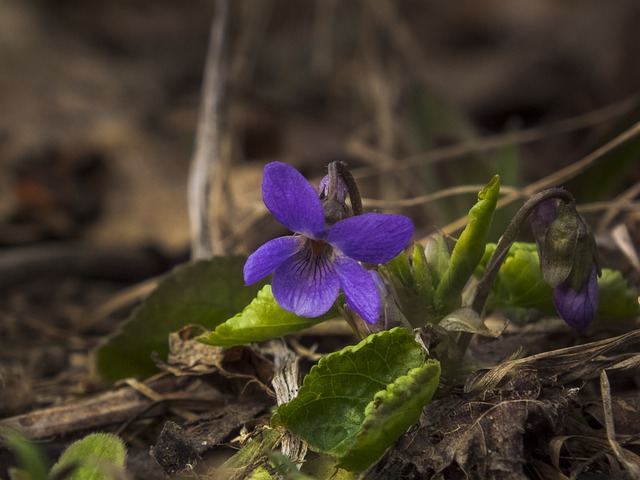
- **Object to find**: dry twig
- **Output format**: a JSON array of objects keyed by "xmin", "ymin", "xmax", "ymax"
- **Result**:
[{"xmin": 188, "ymin": 0, "xmax": 231, "ymax": 259}]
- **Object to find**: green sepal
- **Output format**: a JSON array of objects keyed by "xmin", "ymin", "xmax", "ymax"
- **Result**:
[
  {"xmin": 567, "ymin": 213, "xmax": 599, "ymax": 291},
  {"xmin": 424, "ymin": 233, "xmax": 451, "ymax": 289},
  {"xmin": 381, "ymin": 242, "xmax": 435, "ymax": 327},
  {"xmin": 540, "ymin": 202, "xmax": 577, "ymax": 287},
  {"xmin": 434, "ymin": 175, "xmax": 500, "ymax": 316},
  {"xmin": 197, "ymin": 285, "xmax": 335, "ymax": 347},
  {"xmin": 272, "ymin": 328, "xmax": 440, "ymax": 471},
  {"xmin": 410, "ymin": 242, "xmax": 435, "ymax": 325}
]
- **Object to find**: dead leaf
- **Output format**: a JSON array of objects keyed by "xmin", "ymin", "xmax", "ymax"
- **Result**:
[{"xmin": 369, "ymin": 371, "xmax": 578, "ymax": 480}]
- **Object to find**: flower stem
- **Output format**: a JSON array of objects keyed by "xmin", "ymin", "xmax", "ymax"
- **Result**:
[{"xmin": 333, "ymin": 162, "xmax": 363, "ymax": 216}]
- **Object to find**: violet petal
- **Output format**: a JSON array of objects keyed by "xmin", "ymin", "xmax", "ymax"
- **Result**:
[
  {"xmin": 262, "ymin": 162, "xmax": 326, "ymax": 239},
  {"xmin": 327, "ymin": 213, "xmax": 414, "ymax": 264},
  {"xmin": 553, "ymin": 266, "xmax": 599, "ymax": 330},
  {"xmin": 243, "ymin": 236, "xmax": 304, "ymax": 285},
  {"xmin": 334, "ymin": 255, "xmax": 381, "ymax": 324},
  {"xmin": 271, "ymin": 242, "xmax": 340, "ymax": 317}
]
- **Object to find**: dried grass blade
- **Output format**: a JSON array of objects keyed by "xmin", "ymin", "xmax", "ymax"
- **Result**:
[
  {"xmin": 600, "ymin": 370, "xmax": 640, "ymax": 476},
  {"xmin": 465, "ymin": 330, "xmax": 640, "ymax": 394}
]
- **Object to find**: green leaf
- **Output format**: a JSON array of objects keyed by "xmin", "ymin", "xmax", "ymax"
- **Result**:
[
  {"xmin": 596, "ymin": 268, "xmax": 640, "ymax": 319},
  {"xmin": 270, "ymin": 453, "xmax": 317, "ymax": 479},
  {"xmin": 4, "ymin": 432, "xmax": 49, "ymax": 480},
  {"xmin": 337, "ymin": 359, "xmax": 440, "ymax": 471},
  {"xmin": 198, "ymin": 285, "xmax": 333, "ymax": 347},
  {"xmin": 408, "ymin": 242, "xmax": 435, "ymax": 326},
  {"xmin": 411, "ymin": 241, "xmax": 432, "ymax": 295},
  {"xmin": 50, "ymin": 433, "xmax": 127, "ymax": 480},
  {"xmin": 272, "ymin": 328, "xmax": 440, "ymax": 471},
  {"xmin": 479, "ymin": 242, "xmax": 556, "ymax": 312},
  {"xmin": 246, "ymin": 467, "xmax": 275, "ymax": 480},
  {"xmin": 94, "ymin": 257, "xmax": 265, "ymax": 380},
  {"xmin": 434, "ymin": 176, "xmax": 501, "ymax": 316},
  {"xmin": 299, "ymin": 455, "xmax": 359, "ymax": 480},
  {"xmin": 383, "ymin": 247, "xmax": 414, "ymax": 291}
]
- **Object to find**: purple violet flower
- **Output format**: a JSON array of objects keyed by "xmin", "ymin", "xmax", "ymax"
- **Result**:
[
  {"xmin": 553, "ymin": 265, "xmax": 599, "ymax": 331},
  {"xmin": 243, "ymin": 162, "xmax": 414, "ymax": 324}
]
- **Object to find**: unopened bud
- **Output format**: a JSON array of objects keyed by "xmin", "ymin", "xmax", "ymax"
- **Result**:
[
  {"xmin": 531, "ymin": 195, "xmax": 600, "ymax": 330},
  {"xmin": 554, "ymin": 266, "xmax": 599, "ymax": 330},
  {"xmin": 319, "ymin": 162, "xmax": 353, "ymax": 224}
]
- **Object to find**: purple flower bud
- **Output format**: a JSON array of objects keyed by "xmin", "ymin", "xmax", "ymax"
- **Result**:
[
  {"xmin": 319, "ymin": 174, "xmax": 349, "ymax": 203},
  {"xmin": 553, "ymin": 266, "xmax": 599, "ymax": 330},
  {"xmin": 530, "ymin": 195, "xmax": 601, "ymax": 329},
  {"xmin": 319, "ymin": 166, "xmax": 351, "ymax": 225}
]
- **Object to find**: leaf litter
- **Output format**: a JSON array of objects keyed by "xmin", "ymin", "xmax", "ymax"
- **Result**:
[{"xmin": 366, "ymin": 328, "xmax": 640, "ymax": 480}]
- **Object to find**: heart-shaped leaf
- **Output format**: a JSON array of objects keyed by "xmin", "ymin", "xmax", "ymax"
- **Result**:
[
  {"xmin": 94, "ymin": 257, "xmax": 264, "ymax": 380},
  {"xmin": 272, "ymin": 328, "xmax": 440, "ymax": 471}
]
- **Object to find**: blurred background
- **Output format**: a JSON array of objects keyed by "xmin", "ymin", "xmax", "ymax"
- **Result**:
[
  {"xmin": 1, "ymin": 0, "xmax": 639, "ymax": 257},
  {"xmin": 1, "ymin": 1, "xmax": 640, "ymax": 474}
]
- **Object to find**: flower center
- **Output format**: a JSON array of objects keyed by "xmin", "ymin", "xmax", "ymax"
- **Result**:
[{"xmin": 310, "ymin": 239, "xmax": 329, "ymax": 256}]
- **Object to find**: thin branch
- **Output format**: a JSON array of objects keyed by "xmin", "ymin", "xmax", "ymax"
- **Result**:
[
  {"xmin": 352, "ymin": 93, "xmax": 640, "ymax": 181},
  {"xmin": 597, "ymin": 179, "xmax": 640, "ymax": 232},
  {"xmin": 362, "ymin": 184, "xmax": 521, "ymax": 209},
  {"xmin": 188, "ymin": 0, "xmax": 231, "ymax": 260},
  {"xmin": 431, "ymin": 121, "xmax": 640, "ymax": 237}
]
